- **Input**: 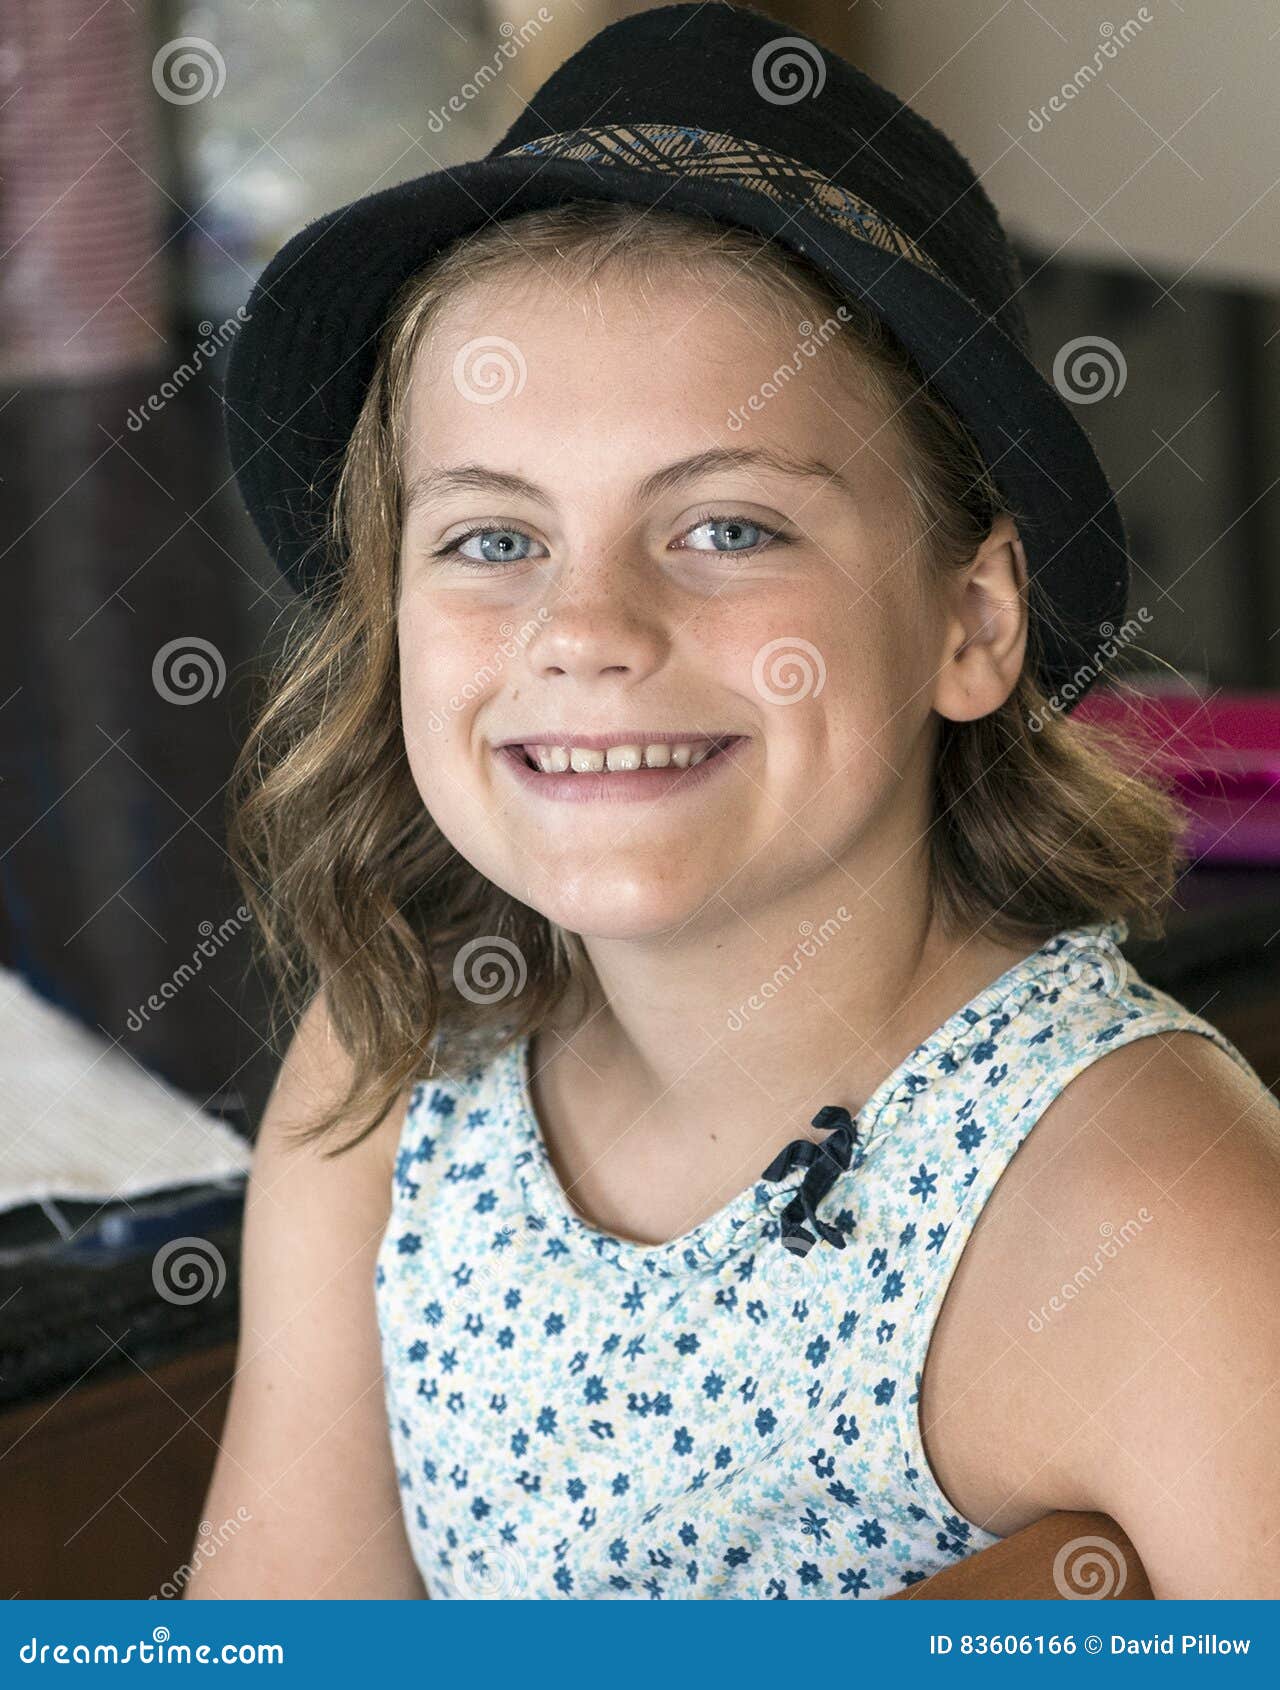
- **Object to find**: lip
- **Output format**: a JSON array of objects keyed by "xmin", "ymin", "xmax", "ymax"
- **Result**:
[
  {"xmin": 493, "ymin": 735, "xmax": 750, "ymax": 803},
  {"xmin": 492, "ymin": 731, "xmax": 740, "ymax": 751}
]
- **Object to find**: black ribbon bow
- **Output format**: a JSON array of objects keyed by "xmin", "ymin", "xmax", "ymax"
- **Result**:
[{"xmin": 760, "ymin": 1104, "xmax": 860, "ymax": 1258}]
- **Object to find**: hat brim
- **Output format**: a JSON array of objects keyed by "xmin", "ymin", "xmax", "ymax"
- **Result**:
[{"xmin": 224, "ymin": 147, "xmax": 1128, "ymax": 704}]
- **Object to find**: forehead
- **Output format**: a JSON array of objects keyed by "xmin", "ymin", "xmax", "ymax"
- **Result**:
[{"xmin": 399, "ymin": 266, "xmax": 901, "ymax": 482}]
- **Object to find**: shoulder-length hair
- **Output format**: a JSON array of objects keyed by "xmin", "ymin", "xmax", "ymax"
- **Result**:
[{"xmin": 227, "ymin": 199, "xmax": 1185, "ymax": 1151}]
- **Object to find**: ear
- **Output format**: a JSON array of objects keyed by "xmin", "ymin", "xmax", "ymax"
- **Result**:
[{"xmin": 932, "ymin": 512, "xmax": 1029, "ymax": 723}]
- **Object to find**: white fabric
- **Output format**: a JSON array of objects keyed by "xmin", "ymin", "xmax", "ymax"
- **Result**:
[{"xmin": 0, "ymin": 965, "xmax": 252, "ymax": 1213}]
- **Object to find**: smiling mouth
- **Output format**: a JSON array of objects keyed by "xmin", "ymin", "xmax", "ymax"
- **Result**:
[{"xmin": 507, "ymin": 737, "xmax": 742, "ymax": 774}]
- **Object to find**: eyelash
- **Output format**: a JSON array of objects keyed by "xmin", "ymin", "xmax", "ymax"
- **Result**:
[{"xmin": 429, "ymin": 510, "xmax": 795, "ymax": 571}]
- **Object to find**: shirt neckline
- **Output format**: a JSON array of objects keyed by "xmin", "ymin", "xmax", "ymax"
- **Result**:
[{"xmin": 504, "ymin": 917, "xmax": 1129, "ymax": 1276}]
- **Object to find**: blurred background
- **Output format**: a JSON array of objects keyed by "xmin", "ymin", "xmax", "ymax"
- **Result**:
[{"xmin": 1, "ymin": 0, "xmax": 1277, "ymax": 1597}]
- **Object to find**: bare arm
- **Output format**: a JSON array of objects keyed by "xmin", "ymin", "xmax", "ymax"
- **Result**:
[
  {"xmin": 183, "ymin": 992, "xmax": 424, "ymax": 1598},
  {"xmin": 1024, "ymin": 1036, "xmax": 1280, "ymax": 1599},
  {"xmin": 886, "ymin": 1511, "xmax": 1153, "ymax": 1600}
]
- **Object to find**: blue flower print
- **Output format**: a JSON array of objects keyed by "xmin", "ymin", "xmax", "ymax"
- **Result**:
[
  {"xmin": 374, "ymin": 920, "xmax": 1255, "ymax": 1599},
  {"xmin": 800, "ymin": 1508, "xmax": 830, "ymax": 1544},
  {"xmin": 908, "ymin": 1164, "xmax": 938, "ymax": 1202}
]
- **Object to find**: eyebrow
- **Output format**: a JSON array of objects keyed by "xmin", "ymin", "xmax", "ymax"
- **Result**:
[{"xmin": 402, "ymin": 446, "xmax": 859, "ymax": 516}]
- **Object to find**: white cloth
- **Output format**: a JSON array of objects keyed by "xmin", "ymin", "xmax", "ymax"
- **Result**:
[{"xmin": 0, "ymin": 965, "xmax": 252, "ymax": 1212}]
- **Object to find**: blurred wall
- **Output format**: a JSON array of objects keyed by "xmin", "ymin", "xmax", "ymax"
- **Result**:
[{"xmin": 864, "ymin": 0, "xmax": 1279, "ymax": 291}]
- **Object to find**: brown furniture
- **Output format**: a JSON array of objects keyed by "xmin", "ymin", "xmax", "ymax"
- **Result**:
[
  {"xmin": 0, "ymin": 1340, "xmax": 235, "ymax": 1600},
  {"xmin": 888, "ymin": 1511, "xmax": 1153, "ymax": 1599}
]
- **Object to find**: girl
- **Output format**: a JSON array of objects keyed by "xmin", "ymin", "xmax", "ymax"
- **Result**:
[{"xmin": 191, "ymin": 3, "xmax": 1280, "ymax": 1600}]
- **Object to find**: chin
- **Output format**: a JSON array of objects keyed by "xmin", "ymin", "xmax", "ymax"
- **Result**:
[{"xmin": 523, "ymin": 871, "xmax": 710, "ymax": 943}]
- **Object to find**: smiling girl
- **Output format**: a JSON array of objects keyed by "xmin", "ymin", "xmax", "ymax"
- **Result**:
[{"xmin": 191, "ymin": 4, "xmax": 1280, "ymax": 1601}]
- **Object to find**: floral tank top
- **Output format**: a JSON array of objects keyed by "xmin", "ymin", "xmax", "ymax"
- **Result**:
[{"xmin": 374, "ymin": 917, "xmax": 1260, "ymax": 1599}]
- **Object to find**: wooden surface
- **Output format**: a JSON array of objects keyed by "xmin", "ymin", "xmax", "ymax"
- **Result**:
[
  {"xmin": 888, "ymin": 1511, "xmax": 1154, "ymax": 1600},
  {"xmin": 0, "ymin": 1338, "xmax": 236, "ymax": 1599}
]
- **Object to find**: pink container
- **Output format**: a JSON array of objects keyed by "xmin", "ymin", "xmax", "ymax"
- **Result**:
[{"xmin": 1073, "ymin": 684, "xmax": 1280, "ymax": 865}]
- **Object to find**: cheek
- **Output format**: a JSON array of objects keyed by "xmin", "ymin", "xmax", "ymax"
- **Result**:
[
  {"xmin": 398, "ymin": 660, "xmax": 443, "ymax": 779},
  {"xmin": 699, "ymin": 592, "xmax": 834, "ymax": 705},
  {"xmin": 396, "ymin": 602, "xmax": 490, "ymax": 779},
  {"xmin": 722, "ymin": 590, "xmax": 901, "ymax": 736}
]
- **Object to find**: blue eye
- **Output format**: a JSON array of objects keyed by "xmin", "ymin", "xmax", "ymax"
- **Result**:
[
  {"xmin": 434, "ymin": 526, "xmax": 544, "ymax": 568},
  {"xmin": 430, "ymin": 512, "xmax": 790, "ymax": 570},
  {"xmin": 681, "ymin": 514, "xmax": 788, "ymax": 555}
]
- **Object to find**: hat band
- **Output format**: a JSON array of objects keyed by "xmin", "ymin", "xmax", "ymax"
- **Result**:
[{"xmin": 497, "ymin": 122, "xmax": 951, "ymax": 292}]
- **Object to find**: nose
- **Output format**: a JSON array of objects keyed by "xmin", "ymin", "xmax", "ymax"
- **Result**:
[{"xmin": 524, "ymin": 559, "xmax": 670, "ymax": 684}]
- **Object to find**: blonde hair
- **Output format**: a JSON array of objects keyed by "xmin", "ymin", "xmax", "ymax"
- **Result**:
[{"xmin": 228, "ymin": 199, "xmax": 1185, "ymax": 1151}]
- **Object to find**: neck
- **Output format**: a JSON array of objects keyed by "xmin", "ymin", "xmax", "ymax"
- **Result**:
[{"xmin": 537, "ymin": 850, "xmax": 1035, "ymax": 1164}]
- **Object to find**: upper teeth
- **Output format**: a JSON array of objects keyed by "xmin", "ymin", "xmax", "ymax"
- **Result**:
[{"xmin": 523, "ymin": 740, "xmax": 724, "ymax": 773}]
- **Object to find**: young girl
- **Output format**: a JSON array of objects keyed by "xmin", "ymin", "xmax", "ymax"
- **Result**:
[{"xmin": 192, "ymin": 4, "xmax": 1280, "ymax": 1601}]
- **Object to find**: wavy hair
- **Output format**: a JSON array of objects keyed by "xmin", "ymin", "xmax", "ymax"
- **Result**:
[{"xmin": 227, "ymin": 200, "xmax": 1186, "ymax": 1151}]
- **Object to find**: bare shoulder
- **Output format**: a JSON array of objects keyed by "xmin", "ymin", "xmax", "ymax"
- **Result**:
[
  {"xmin": 1009, "ymin": 1031, "xmax": 1280, "ymax": 1596},
  {"xmin": 919, "ymin": 1026, "xmax": 1280, "ymax": 1555},
  {"xmin": 184, "ymin": 990, "xmax": 423, "ymax": 1599},
  {"xmin": 264, "ymin": 990, "xmax": 410, "ymax": 1160}
]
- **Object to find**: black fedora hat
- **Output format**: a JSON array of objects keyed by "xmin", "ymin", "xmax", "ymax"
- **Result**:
[{"xmin": 223, "ymin": 0, "xmax": 1129, "ymax": 706}]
